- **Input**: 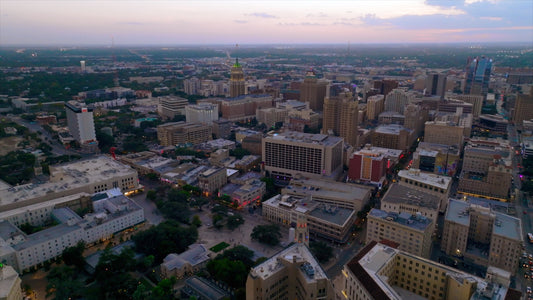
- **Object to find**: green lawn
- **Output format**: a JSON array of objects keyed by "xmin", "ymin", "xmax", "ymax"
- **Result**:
[{"xmin": 209, "ymin": 242, "xmax": 230, "ymax": 253}]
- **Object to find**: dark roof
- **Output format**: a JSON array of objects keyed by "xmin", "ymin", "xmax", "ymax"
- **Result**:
[
  {"xmin": 380, "ymin": 239, "xmax": 400, "ymax": 249},
  {"xmin": 504, "ymin": 288, "xmax": 522, "ymax": 300},
  {"xmin": 346, "ymin": 241, "xmax": 391, "ymax": 300}
]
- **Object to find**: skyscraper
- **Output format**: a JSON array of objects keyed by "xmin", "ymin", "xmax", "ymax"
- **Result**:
[
  {"xmin": 229, "ymin": 58, "xmax": 245, "ymax": 98},
  {"xmin": 299, "ymin": 70, "xmax": 328, "ymax": 111},
  {"xmin": 425, "ymin": 73, "xmax": 447, "ymax": 98},
  {"xmin": 322, "ymin": 91, "xmax": 359, "ymax": 147},
  {"xmin": 373, "ymin": 79, "xmax": 398, "ymax": 97},
  {"xmin": 464, "ymin": 56, "xmax": 492, "ymax": 96}
]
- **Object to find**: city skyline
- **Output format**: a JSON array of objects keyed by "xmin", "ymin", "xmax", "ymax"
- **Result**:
[{"xmin": 1, "ymin": 0, "xmax": 532, "ymax": 46}]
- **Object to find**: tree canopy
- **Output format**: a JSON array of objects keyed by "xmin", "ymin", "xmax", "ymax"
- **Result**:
[{"xmin": 251, "ymin": 224, "xmax": 282, "ymax": 246}]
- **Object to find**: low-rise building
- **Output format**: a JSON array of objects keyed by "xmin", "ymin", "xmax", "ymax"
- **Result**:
[
  {"xmin": 366, "ymin": 209, "xmax": 433, "ymax": 258},
  {"xmin": 198, "ymin": 167, "xmax": 227, "ymax": 196},
  {"xmin": 160, "ymin": 244, "xmax": 211, "ymax": 279},
  {"xmin": 412, "ymin": 142, "xmax": 461, "ymax": 177},
  {"xmin": 0, "ymin": 264, "xmax": 22, "ymax": 300},
  {"xmin": 246, "ymin": 243, "xmax": 333, "ymax": 300},
  {"xmin": 371, "ymin": 124, "xmax": 416, "ymax": 151},
  {"xmin": 119, "ymin": 151, "xmax": 180, "ymax": 176},
  {"xmin": 397, "ymin": 169, "xmax": 452, "ymax": 213},
  {"xmin": 263, "ymin": 194, "xmax": 356, "ymax": 243},
  {"xmin": 380, "ymin": 183, "xmax": 441, "ymax": 222}
]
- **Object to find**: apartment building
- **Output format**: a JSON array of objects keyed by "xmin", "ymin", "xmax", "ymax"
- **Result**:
[
  {"xmin": 246, "ymin": 243, "xmax": 333, "ymax": 300},
  {"xmin": 366, "ymin": 209, "xmax": 433, "ymax": 258},
  {"xmin": 441, "ymin": 199, "xmax": 523, "ymax": 273}
]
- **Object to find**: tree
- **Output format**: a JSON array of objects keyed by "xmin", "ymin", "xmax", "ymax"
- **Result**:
[
  {"xmin": 206, "ymin": 258, "xmax": 248, "ymax": 288},
  {"xmin": 61, "ymin": 241, "xmax": 86, "ymax": 269},
  {"xmin": 146, "ymin": 190, "xmax": 157, "ymax": 201},
  {"xmin": 46, "ymin": 265, "xmax": 84, "ymax": 300},
  {"xmin": 309, "ymin": 241, "xmax": 333, "ymax": 263},
  {"xmin": 226, "ymin": 214, "xmax": 244, "ymax": 230},
  {"xmin": 94, "ymin": 248, "xmax": 138, "ymax": 299},
  {"xmin": 191, "ymin": 215, "xmax": 202, "ymax": 227},
  {"xmin": 251, "ymin": 224, "xmax": 282, "ymax": 246},
  {"xmin": 219, "ymin": 245, "xmax": 255, "ymax": 268},
  {"xmin": 212, "ymin": 213, "xmax": 224, "ymax": 229},
  {"xmin": 151, "ymin": 277, "xmax": 177, "ymax": 300},
  {"xmin": 229, "ymin": 147, "xmax": 251, "ymax": 159}
]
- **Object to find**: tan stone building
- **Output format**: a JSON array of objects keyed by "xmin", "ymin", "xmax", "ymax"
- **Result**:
[
  {"xmin": 366, "ymin": 208, "xmax": 433, "ymax": 258},
  {"xmin": 157, "ymin": 121, "xmax": 212, "ymax": 146},
  {"xmin": 230, "ymin": 59, "xmax": 245, "ymax": 98},
  {"xmin": 371, "ymin": 124, "xmax": 416, "ymax": 151},
  {"xmin": 256, "ymin": 107, "xmax": 288, "ymax": 128},
  {"xmin": 397, "ymin": 169, "xmax": 452, "ymax": 213},
  {"xmin": 220, "ymin": 95, "xmax": 273, "ymax": 122},
  {"xmin": 366, "ymin": 94, "xmax": 384, "ymax": 120},
  {"xmin": 512, "ymin": 86, "xmax": 533, "ymax": 125},
  {"xmin": 447, "ymin": 94, "xmax": 484, "ymax": 118},
  {"xmin": 246, "ymin": 243, "xmax": 333, "ymax": 300},
  {"xmin": 197, "ymin": 167, "xmax": 227, "ymax": 196},
  {"xmin": 380, "ymin": 183, "xmax": 441, "ymax": 222},
  {"xmin": 322, "ymin": 92, "xmax": 359, "ymax": 147},
  {"xmin": 299, "ymin": 71, "xmax": 329, "ymax": 111},
  {"xmin": 424, "ymin": 121, "xmax": 465, "ymax": 147},
  {"xmin": 157, "ymin": 96, "xmax": 188, "ymax": 120},
  {"xmin": 341, "ymin": 241, "xmax": 519, "ymax": 300},
  {"xmin": 0, "ymin": 264, "xmax": 22, "ymax": 300},
  {"xmin": 441, "ymin": 200, "xmax": 523, "ymax": 273}
]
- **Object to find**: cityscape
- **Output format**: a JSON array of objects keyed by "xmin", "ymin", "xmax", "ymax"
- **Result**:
[{"xmin": 1, "ymin": 1, "xmax": 533, "ymax": 300}]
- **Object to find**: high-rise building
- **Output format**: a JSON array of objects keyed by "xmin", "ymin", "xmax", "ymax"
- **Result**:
[
  {"xmin": 322, "ymin": 91, "xmax": 359, "ymax": 147},
  {"xmin": 246, "ymin": 243, "xmax": 333, "ymax": 300},
  {"xmin": 373, "ymin": 79, "xmax": 399, "ymax": 97},
  {"xmin": 425, "ymin": 73, "xmax": 447, "ymax": 98},
  {"xmin": 384, "ymin": 89, "xmax": 415, "ymax": 114},
  {"xmin": 512, "ymin": 87, "xmax": 533, "ymax": 126},
  {"xmin": 464, "ymin": 56, "xmax": 492, "ymax": 96},
  {"xmin": 80, "ymin": 60, "xmax": 86, "ymax": 72},
  {"xmin": 299, "ymin": 71, "xmax": 328, "ymax": 111},
  {"xmin": 447, "ymin": 94, "xmax": 483, "ymax": 118},
  {"xmin": 366, "ymin": 94, "xmax": 385, "ymax": 120},
  {"xmin": 65, "ymin": 101, "xmax": 98, "ymax": 151},
  {"xmin": 229, "ymin": 58, "xmax": 245, "ymax": 98},
  {"xmin": 371, "ymin": 124, "xmax": 416, "ymax": 151},
  {"xmin": 262, "ymin": 131, "xmax": 343, "ymax": 181},
  {"xmin": 183, "ymin": 77, "xmax": 201, "ymax": 95},
  {"xmin": 424, "ymin": 121, "xmax": 465, "ymax": 147},
  {"xmin": 347, "ymin": 147, "xmax": 388, "ymax": 185},
  {"xmin": 403, "ymin": 103, "xmax": 427, "ymax": 136},
  {"xmin": 441, "ymin": 199, "xmax": 523, "ymax": 273},
  {"xmin": 220, "ymin": 94, "xmax": 273, "ymax": 122}
]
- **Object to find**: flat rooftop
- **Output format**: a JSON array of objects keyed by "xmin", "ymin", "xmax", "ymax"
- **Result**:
[
  {"xmin": 309, "ymin": 204, "xmax": 355, "ymax": 226},
  {"xmin": 287, "ymin": 178, "xmax": 372, "ymax": 201},
  {"xmin": 0, "ymin": 156, "xmax": 137, "ymax": 207},
  {"xmin": 398, "ymin": 169, "xmax": 452, "ymax": 190},
  {"xmin": 369, "ymin": 209, "xmax": 433, "ymax": 232},
  {"xmin": 381, "ymin": 184, "xmax": 440, "ymax": 210},
  {"xmin": 374, "ymin": 124, "xmax": 412, "ymax": 135},
  {"xmin": 250, "ymin": 243, "xmax": 327, "ymax": 282},
  {"xmin": 265, "ymin": 131, "xmax": 343, "ymax": 147}
]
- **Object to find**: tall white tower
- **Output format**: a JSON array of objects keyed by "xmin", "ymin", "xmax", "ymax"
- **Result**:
[
  {"xmin": 80, "ymin": 60, "xmax": 86, "ymax": 72},
  {"xmin": 65, "ymin": 101, "xmax": 98, "ymax": 150}
]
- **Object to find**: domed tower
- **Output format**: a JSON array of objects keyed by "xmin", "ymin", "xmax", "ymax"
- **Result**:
[{"xmin": 230, "ymin": 58, "xmax": 245, "ymax": 98}]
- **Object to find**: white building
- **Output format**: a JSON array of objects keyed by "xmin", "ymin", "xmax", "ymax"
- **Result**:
[
  {"xmin": 185, "ymin": 103, "xmax": 219, "ymax": 124},
  {"xmin": 65, "ymin": 101, "xmax": 97, "ymax": 145}
]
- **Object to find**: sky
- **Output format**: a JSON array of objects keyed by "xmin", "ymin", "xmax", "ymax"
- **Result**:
[{"xmin": 1, "ymin": 0, "xmax": 532, "ymax": 46}]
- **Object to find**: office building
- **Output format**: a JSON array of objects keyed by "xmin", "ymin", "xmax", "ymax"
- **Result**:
[
  {"xmin": 380, "ymin": 183, "xmax": 441, "ymax": 222},
  {"xmin": 0, "ymin": 264, "xmax": 22, "ymax": 300},
  {"xmin": 322, "ymin": 91, "xmax": 359, "ymax": 147},
  {"xmin": 464, "ymin": 56, "xmax": 492, "ymax": 96},
  {"xmin": 425, "ymin": 73, "xmax": 447, "ymax": 98},
  {"xmin": 366, "ymin": 94, "xmax": 385, "ymax": 120},
  {"xmin": 157, "ymin": 121, "xmax": 212, "ymax": 146},
  {"xmin": 256, "ymin": 107, "xmax": 288, "ymax": 128},
  {"xmin": 157, "ymin": 96, "xmax": 189, "ymax": 120},
  {"xmin": 366, "ymin": 209, "xmax": 433, "ymax": 258},
  {"xmin": 0, "ymin": 156, "xmax": 140, "ymax": 213},
  {"xmin": 341, "ymin": 241, "xmax": 519, "ymax": 300},
  {"xmin": 441, "ymin": 199, "xmax": 522, "ymax": 273},
  {"xmin": 424, "ymin": 120, "xmax": 465, "ymax": 148},
  {"xmin": 371, "ymin": 124, "xmax": 416, "ymax": 151},
  {"xmin": 229, "ymin": 59, "xmax": 245, "ymax": 98},
  {"xmin": 447, "ymin": 94, "xmax": 483, "ymax": 118},
  {"xmin": 397, "ymin": 169, "xmax": 452, "ymax": 213},
  {"xmin": 65, "ymin": 101, "xmax": 98, "ymax": 152},
  {"xmin": 347, "ymin": 147, "xmax": 388, "ymax": 186},
  {"xmin": 220, "ymin": 94, "xmax": 273, "ymax": 122},
  {"xmin": 373, "ymin": 79, "xmax": 399, "ymax": 97},
  {"xmin": 212, "ymin": 118, "xmax": 232, "ymax": 139},
  {"xmin": 378, "ymin": 111, "xmax": 405, "ymax": 125},
  {"xmin": 283, "ymin": 178, "xmax": 372, "ymax": 211},
  {"xmin": 262, "ymin": 131, "xmax": 343, "ymax": 181},
  {"xmin": 403, "ymin": 104, "xmax": 427, "ymax": 137},
  {"xmin": 412, "ymin": 142, "xmax": 461, "ymax": 176},
  {"xmin": 197, "ymin": 167, "xmax": 227, "ymax": 195},
  {"xmin": 437, "ymin": 99, "xmax": 473, "ymax": 115},
  {"xmin": 246, "ymin": 243, "xmax": 333, "ymax": 300},
  {"xmin": 512, "ymin": 87, "xmax": 533, "ymax": 126},
  {"xmin": 299, "ymin": 71, "xmax": 329, "ymax": 111},
  {"xmin": 458, "ymin": 138, "xmax": 513, "ymax": 201},
  {"xmin": 183, "ymin": 77, "xmax": 201, "ymax": 95},
  {"xmin": 476, "ymin": 114, "xmax": 508, "ymax": 136},
  {"xmin": 384, "ymin": 89, "xmax": 415, "ymax": 114},
  {"xmin": 285, "ymin": 106, "xmax": 321, "ymax": 132},
  {"xmin": 185, "ymin": 103, "xmax": 218, "ymax": 124}
]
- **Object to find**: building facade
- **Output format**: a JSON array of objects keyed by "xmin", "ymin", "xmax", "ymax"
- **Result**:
[
  {"xmin": 65, "ymin": 101, "xmax": 97, "ymax": 146},
  {"xmin": 157, "ymin": 121, "xmax": 212, "ymax": 146},
  {"xmin": 185, "ymin": 103, "xmax": 219, "ymax": 124},
  {"xmin": 464, "ymin": 56, "xmax": 492, "ymax": 96},
  {"xmin": 157, "ymin": 96, "xmax": 189, "ymax": 120},
  {"xmin": 347, "ymin": 148, "xmax": 388, "ymax": 185},
  {"xmin": 229, "ymin": 59, "xmax": 245, "ymax": 98},
  {"xmin": 322, "ymin": 92, "xmax": 359, "ymax": 147},
  {"xmin": 299, "ymin": 71, "xmax": 329, "ymax": 111}
]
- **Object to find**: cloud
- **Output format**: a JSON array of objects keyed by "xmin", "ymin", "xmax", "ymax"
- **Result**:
[
  {"xmin": 278, "ymin": 22, "xmax": 322, "ymax": 26},
  {"xmin": 247, "ymin": 12, "xmax": 277, "ymax": 19},
  {"xmin": 465, "ymin": 0, "xmax": 500, "ymax": 5},
  {"xmin": 480, "ymin": 16, "xmax": 502, "ymax": 21},
  {"xmin": 306, "ymin": 12, "xmax": 328, "ymax": 18},
  {"xmin": 116, "ymin": 21, "xmax": 144, "ymax": 26},
  {"xmin": 234, "ymin": 20, "xmax": 248, "ymax": 24}
]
